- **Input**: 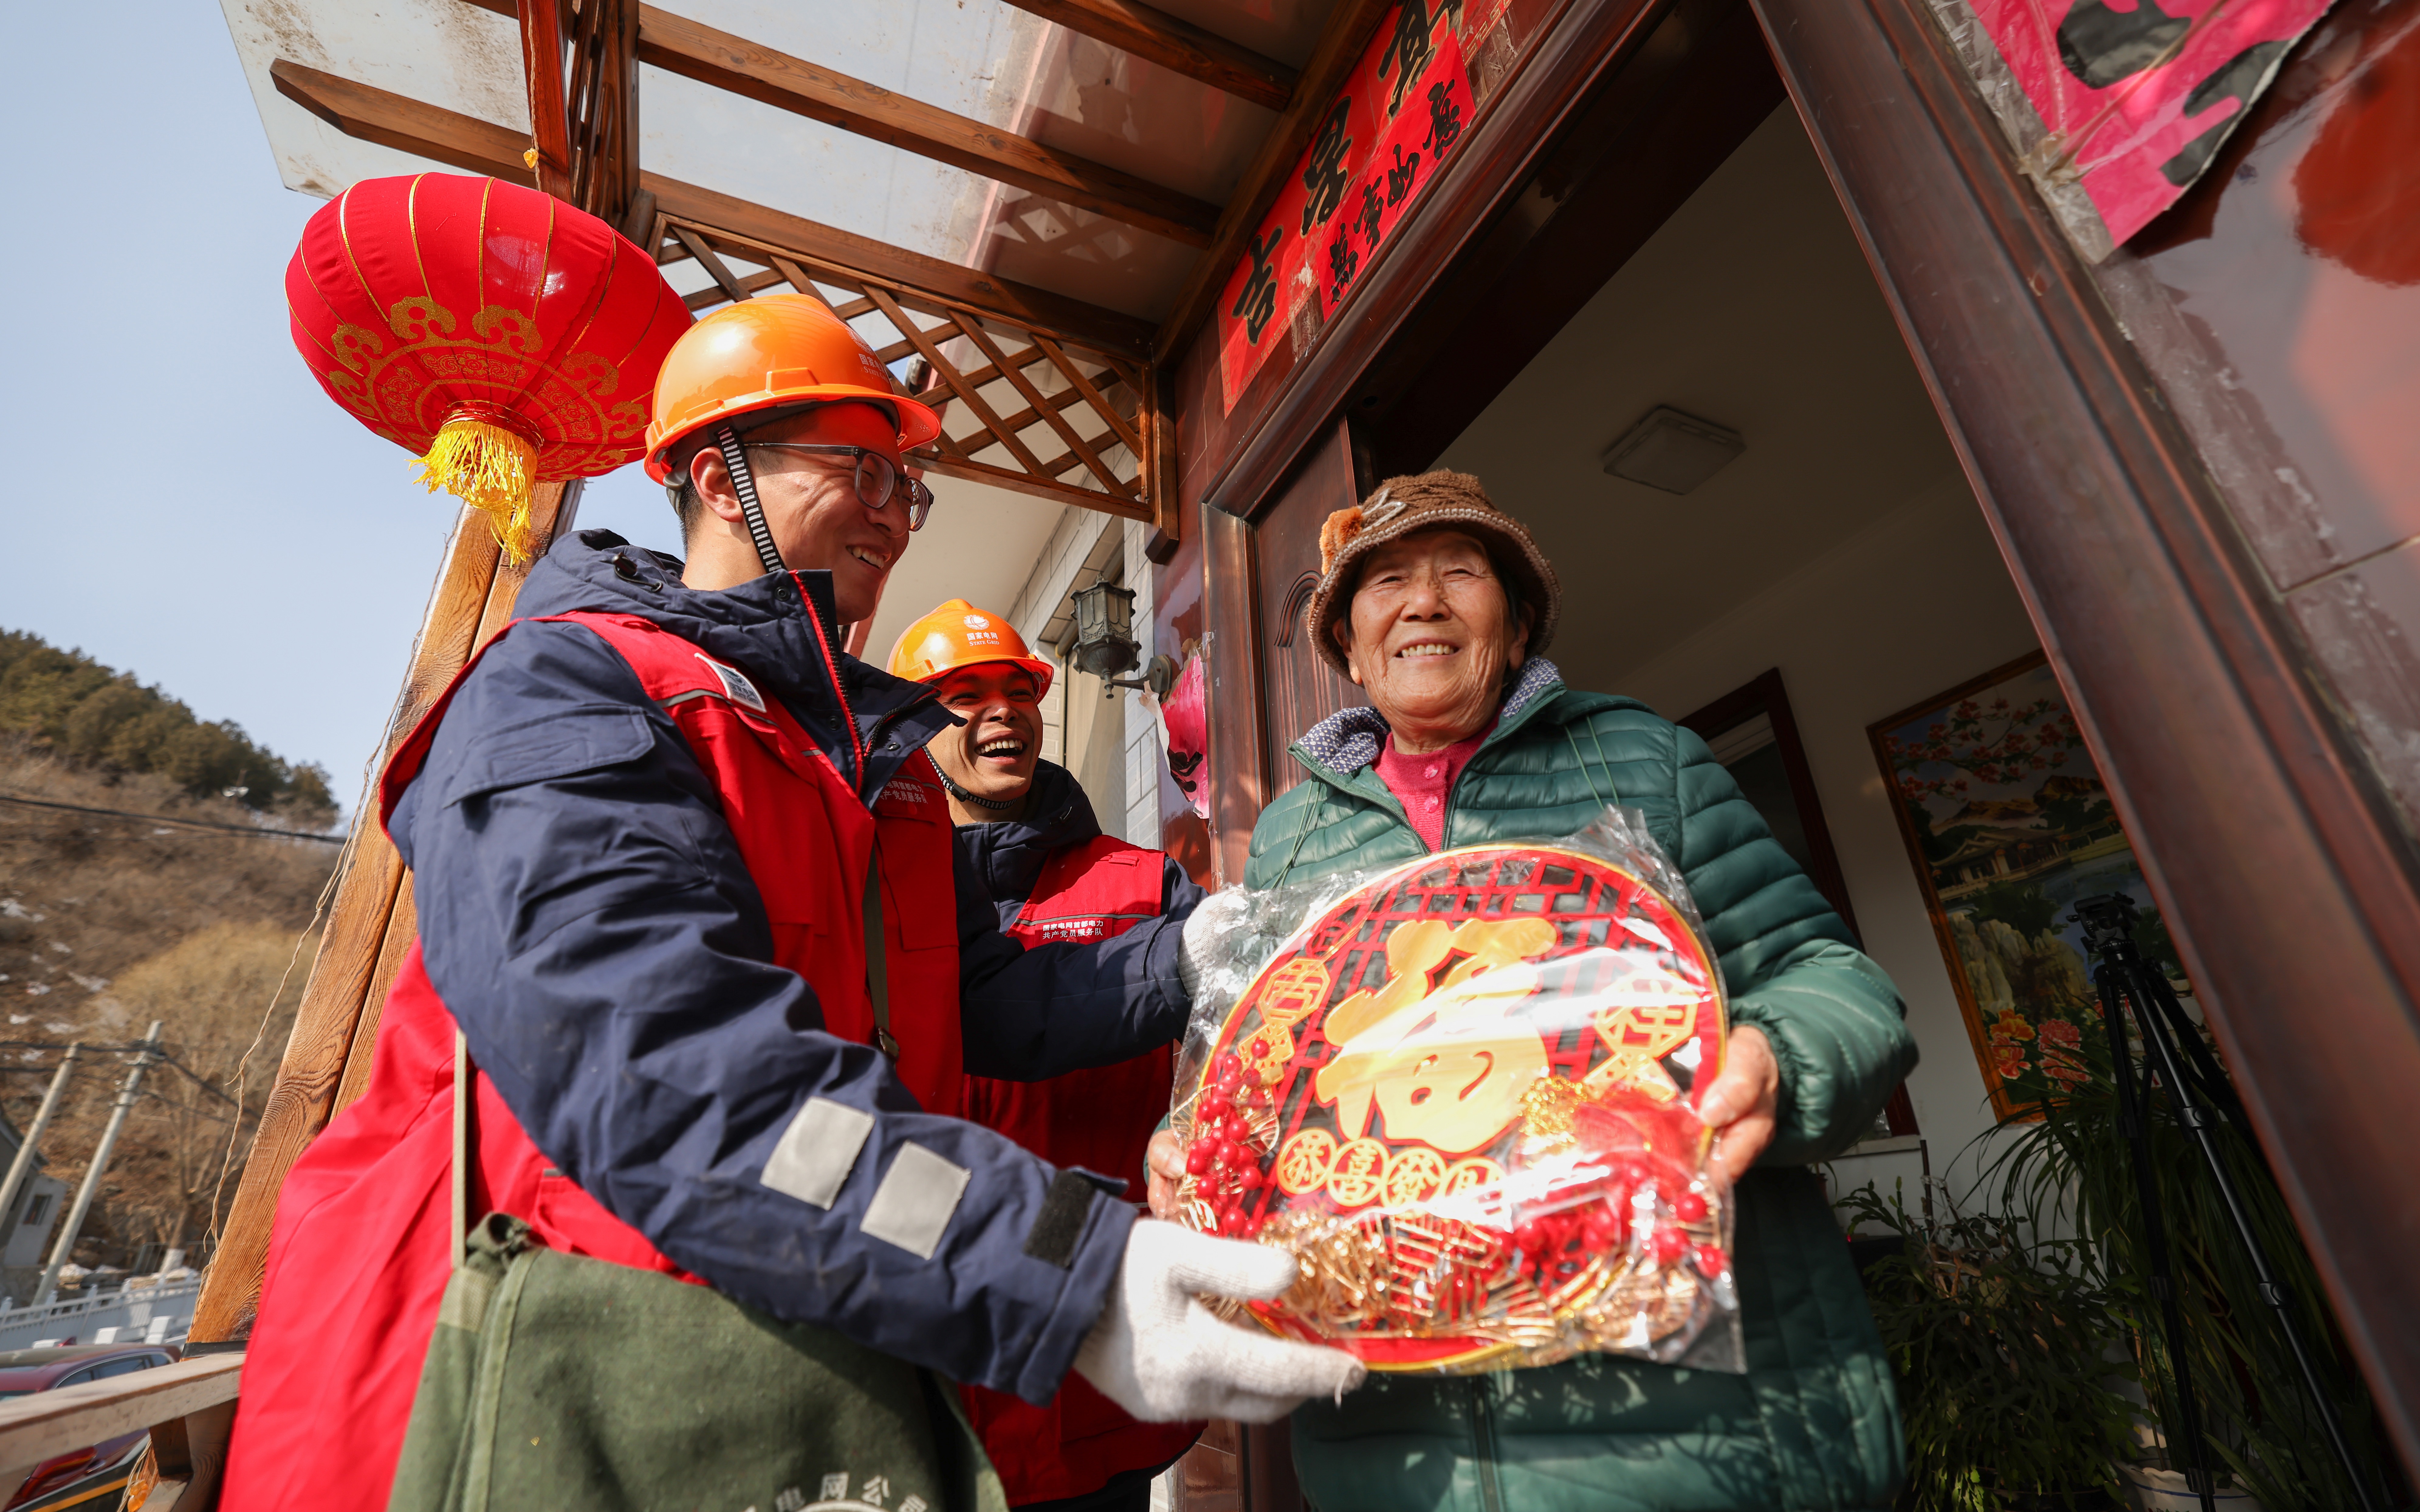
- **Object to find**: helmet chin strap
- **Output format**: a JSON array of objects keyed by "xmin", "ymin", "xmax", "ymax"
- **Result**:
[
  {"xmin": 935, "ymin": 765, "xmax": 1016, "ymax": 812},
  {"xmin": 714, "ymin": 424, "xmax": 787, "ymax": 578}
]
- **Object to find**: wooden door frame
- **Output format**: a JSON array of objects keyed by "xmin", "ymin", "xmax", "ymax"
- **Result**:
[
  {"xmin": 1202, "ymin": 502, "xmax": 1269, "ymax": 887},
  {"xmin": 1679, "ymin": 669, "xmax": 1918, "ymax": 1140},
  {"xmin": 1753, "ymin": 0, "xmax": 2420, "ymax": 1469},
  {"xmin": 1181, "ymin": 0, "xmax": 2420, "ymax": 1469},
  {"xmin": 1677, "ymin": 668, "xmax": 1860, "ymax": 942}
]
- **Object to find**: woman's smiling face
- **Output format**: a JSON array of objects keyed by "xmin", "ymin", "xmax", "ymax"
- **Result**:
[{"xmin": 1335, "ymin": 528, "xmax": 1529, "ymax": 754}]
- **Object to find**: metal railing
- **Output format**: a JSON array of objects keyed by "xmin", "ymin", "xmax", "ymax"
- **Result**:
[{"xmin": 0, "ymin": 1277, "xmax": 201, "ymax": 1354}]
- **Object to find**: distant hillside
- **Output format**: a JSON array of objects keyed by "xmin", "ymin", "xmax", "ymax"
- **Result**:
[
  {"xmin": 0, "ymin": 640, "xmax": 342, "ymax": 1284},
  {"xmin": 0, "ymin": 630, "xmax": 335, "ymax": 819}
]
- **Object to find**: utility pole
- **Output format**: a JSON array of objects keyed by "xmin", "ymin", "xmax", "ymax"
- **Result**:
[
  {"xmin": 37, "ymin": 1025, "xmax": 159, "ymax": 1302},
  {"xmin": 0, "ymin": 1043, "xmax": 79, "ymax": 1237}
]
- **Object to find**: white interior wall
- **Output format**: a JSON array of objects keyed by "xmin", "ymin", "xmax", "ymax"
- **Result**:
[
  {"xmin": 1600, "ymin": 474, "xmax": 2041, "ymax": 1193},
  {"xmin": 1432, "ymin": 103, "xmax": 2053, "ymax": 1203},
  {"xmin": 1121, "ymin": 520, "xmax": 1165, "ymax": 848}
]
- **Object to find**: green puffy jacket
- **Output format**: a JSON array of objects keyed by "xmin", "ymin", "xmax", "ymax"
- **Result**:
[{"xmin": 1246, "ymin": 659, "xmax": 1916, "ymax": 1512}]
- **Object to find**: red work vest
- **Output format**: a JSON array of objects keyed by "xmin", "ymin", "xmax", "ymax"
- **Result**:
[
  {"xmin": 220, "ymin": 610, "xmax": 960, "ymax": 1512},
  {"xmin": 959, "ymin": 835, "xmax": 1200, "ymax": 1505}
]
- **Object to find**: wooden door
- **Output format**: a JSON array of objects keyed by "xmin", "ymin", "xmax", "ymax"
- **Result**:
[{"xmin": 1252, "ymin": 420, "xmax": 1366, "ymax": 795}]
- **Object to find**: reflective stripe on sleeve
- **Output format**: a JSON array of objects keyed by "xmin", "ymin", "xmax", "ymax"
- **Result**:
[
  {"xmin": 860, "ymin": 1143, "xmax": 972, "ymax": 1260},
  {"xmin": 761, "ymin": 1096, "xmax": 875, "ymax": 1209}
]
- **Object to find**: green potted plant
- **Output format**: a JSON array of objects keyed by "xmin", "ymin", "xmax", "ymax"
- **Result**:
[{"xmin": 1839, "ymin": 1180, "xmax": 2138, "ymax": 1512}]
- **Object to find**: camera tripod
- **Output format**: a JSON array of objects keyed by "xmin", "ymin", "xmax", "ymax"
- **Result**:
[{"xmin": 2070, "ymin": 893, "xmax": 2380, "ymax": 1512}]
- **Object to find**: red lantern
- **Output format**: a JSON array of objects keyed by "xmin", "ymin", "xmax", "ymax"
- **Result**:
[{"xmin": 287, "ymin": 173, "xmax": 692, "ymax": 561}]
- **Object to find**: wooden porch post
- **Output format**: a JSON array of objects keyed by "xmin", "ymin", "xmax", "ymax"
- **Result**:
[{"xmin": 187, "ymin": 484, "xmax": 581, "ymax": 1353}]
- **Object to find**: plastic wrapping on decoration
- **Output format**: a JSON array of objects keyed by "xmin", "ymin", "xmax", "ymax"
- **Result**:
[{"xmin": 1169, "ymin": 808, "xmax": 1745, "ymax": 1374}]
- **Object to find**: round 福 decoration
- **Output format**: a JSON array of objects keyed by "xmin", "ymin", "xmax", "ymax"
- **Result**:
[
  {"xmin": 1175, "ymin": 844, "xmax": 1732, "ymax": 1372},
  {"xmin": 287, "ymin": 173, "xmax": 693, "ymax": 561}
]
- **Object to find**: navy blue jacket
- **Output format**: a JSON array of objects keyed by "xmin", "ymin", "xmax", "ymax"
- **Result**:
[
  {"xmin": 954, "ymin": 761, "xmax": 1205, "ymax": 929},
  {"xmin": 390, "ymin": 530, "xmax": 1190, "ymax": 1404}
]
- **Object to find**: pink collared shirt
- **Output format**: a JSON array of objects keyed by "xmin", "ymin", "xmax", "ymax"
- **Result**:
[{"xmin": 1374, "ymin": 721, "xmax": 1495, "ymax": 851}]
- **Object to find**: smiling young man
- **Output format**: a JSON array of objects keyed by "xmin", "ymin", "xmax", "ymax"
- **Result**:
[
  {"xmin": 221, "ymin": 298, "xmax": 1361, "ymax": 1510},
  {"xmin": 889, "ymin": 599, "xmax": 1208, "ymax": 1512}
]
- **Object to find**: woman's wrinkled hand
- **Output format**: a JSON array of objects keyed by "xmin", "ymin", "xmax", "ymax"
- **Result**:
[
  {"xmin": 1146, "ymin": 1129, "xmax": 1186, "ymax": 1219},
  {"xmin": 1695, "ymin": 1025, "xmax": 1780, "ymax": 1186}
]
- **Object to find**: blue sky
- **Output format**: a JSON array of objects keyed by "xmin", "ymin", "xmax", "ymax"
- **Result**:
[{"xmin": 0, "ymin": 2, "xmax": 673, "ymax": 817}]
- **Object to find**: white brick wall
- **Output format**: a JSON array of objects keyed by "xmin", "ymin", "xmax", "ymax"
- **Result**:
[
  {"xmin": 1120, "ymin": 519, "xmax": 1162, "ymax": 848},
  {"xmin": 998, "ymin": 508, "xmax": 1161, "ymax": 820},
  {"xmin": 1004, "ymin": 507, "xmax": 1116, "ymax": 769}
]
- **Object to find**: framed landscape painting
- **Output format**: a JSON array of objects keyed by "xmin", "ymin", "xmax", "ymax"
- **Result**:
[{"xmin": 1869, "ymin": 651, "xmax": 2191, "ymax": 1120}]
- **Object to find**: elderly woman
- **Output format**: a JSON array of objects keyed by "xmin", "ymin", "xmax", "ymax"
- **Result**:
[{"xmin": 1155, "ymin": 471, "xmax": 1916, "ymax": 1512}]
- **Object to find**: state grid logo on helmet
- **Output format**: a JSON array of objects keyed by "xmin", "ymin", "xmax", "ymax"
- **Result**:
[{"xmin": 962, "ymin": 614, "xmax": 990, "ymax": 629}]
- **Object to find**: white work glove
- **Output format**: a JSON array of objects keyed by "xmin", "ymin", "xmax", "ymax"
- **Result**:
[
  {"xmin": 1074, "ymin": 1219, "xmax": 1367, "ymax": 1423},
  {"xmin": 1174, "ymin": 888, "xmax": 1251, "ymax": 1001}
]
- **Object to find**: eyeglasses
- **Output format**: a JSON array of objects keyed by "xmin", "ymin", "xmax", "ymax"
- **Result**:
[{"xmin": 744, "ymin": 443, "xmax": 935, "ymax": 531}]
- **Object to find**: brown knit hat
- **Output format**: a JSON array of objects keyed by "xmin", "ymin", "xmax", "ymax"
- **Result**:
[{"xmin": 1304, "ymin": 470, "xmax": 1560, "ymax": 676}]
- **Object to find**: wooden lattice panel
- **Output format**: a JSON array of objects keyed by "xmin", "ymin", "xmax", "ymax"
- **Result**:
[{"xmin": 647, "ymin": 211, "xmax": 1158, "ymax": 524}]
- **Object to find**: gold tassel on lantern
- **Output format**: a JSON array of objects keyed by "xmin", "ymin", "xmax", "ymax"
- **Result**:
[{"xmin": 416, "ymin": 415, "xmax": 541, "ymax": 564}]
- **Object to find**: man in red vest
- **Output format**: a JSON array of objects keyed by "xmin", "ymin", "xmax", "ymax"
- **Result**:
[
  {"xmin": 221, "ymin": 296, "xmax": 1360, "ymax": 1509},
  {"xmin": 890, "ymin": 600, "xmax": 1206, "ymax": 1511}
]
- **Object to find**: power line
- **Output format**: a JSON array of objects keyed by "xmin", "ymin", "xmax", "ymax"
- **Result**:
[
  {"xmin": 0, "ymin": 1042, "xmax": 242, "ymax": 1104},
  {"xmin": 0, "ymin": 791, "xmax": 343, "ymax": 844}
]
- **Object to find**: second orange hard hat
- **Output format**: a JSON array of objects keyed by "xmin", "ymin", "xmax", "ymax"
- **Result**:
[
  {"xmin": 644, "ymin": 294, "xmax": 942, "ymax": 482},
  {"xmin": 887, "ymin": 599, "xmax": 1056, "ymax": 693}
]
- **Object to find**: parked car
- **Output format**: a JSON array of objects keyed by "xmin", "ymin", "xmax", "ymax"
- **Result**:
[{"xmin": 0, "ymin": 1344, "xmax": 180, "ymax": 1510}]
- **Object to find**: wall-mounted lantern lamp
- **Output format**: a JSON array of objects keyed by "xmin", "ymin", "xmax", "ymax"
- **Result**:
[{"xmin": 1069, "ymin": 581, "xmax": 1176, "ymax": 698}]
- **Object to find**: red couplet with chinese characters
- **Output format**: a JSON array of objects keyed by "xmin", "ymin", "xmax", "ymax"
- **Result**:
[
  {"xmin": 1213, "ymin": 1, "xmax": 1477, "ymax": 412},
  {"xmin": 1173, "ymin": 844, "xmax": 1735, "ymax": 1372}
]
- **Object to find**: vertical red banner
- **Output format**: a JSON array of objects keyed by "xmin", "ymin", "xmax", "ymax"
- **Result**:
[
  {"xmin": 1215, "ymin": 2, "xmax": 1477, "ymax": 413},
  {"xmin": 1318, "ymin": 25, "xmax": 1472, "ymax": 314}
]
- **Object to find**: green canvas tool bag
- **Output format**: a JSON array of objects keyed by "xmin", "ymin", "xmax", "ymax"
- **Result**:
[{"xmin": 389, "ymin": 1038, "xmax": 1007, "ymax": 1512}]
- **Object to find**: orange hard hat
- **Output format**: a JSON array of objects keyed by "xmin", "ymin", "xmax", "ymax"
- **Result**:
[
  {"xmin": 887, "ymin": 599, "xmax": 1056, "ymax": 694},
  {"xmin": 644, "ymin": 294, "xmax": 942, "ymax": 481}
]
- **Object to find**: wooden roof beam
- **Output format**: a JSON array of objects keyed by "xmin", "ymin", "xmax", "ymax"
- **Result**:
[
  {"xmin": 274, "ymin": 57, "xmax": 539, "ymax": 186},
  {"xmin": 922, "ymin": 453, "xmax": 1155, "ymax": 522},
  {"xmin": 1152, "ymin": 0, "xmax": 1397, "ymax": 360},
  {"xmin": 266, "ymin": 60, "xmax": 1157, "ymax": 357},
  {"xmin": 654, "ymin": 177, "xmax": 1156, "ymax": 355},
  {"xmin": 639, "ymin": 6, "xmax": 1220, "ymax": 248},
  {"xmin": 997, "ymin": 0, "xmax": 1297, "ymax": 112},
  {"xmin": 460, "ymin": 0, "xmax": 1220, "ymax": 246},
  {"xmin": 513, "ymin": 0, "xmax": 574, "ymax": 198}
]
